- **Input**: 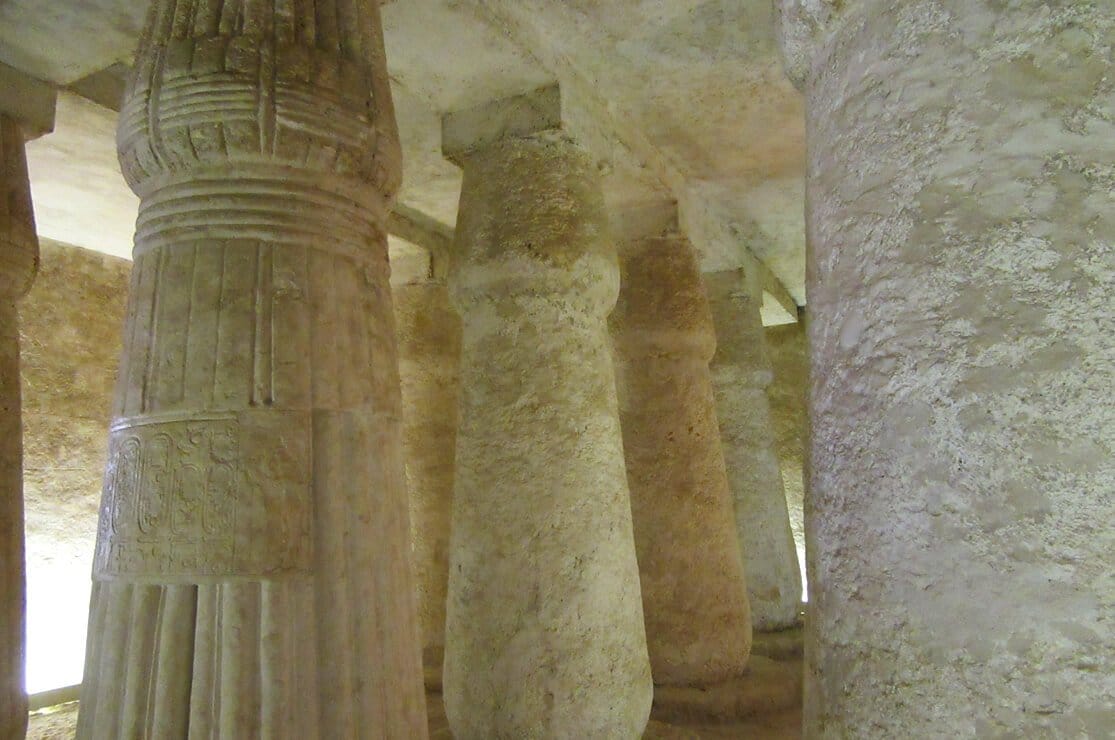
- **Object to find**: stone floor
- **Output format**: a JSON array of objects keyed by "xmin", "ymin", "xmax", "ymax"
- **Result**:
[{"xmin": 29, "ymin": 631, "xmax": 802, "ymax": 739}]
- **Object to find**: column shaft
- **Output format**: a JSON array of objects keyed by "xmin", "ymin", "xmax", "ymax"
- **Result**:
[
  {"xmin": 395, "ymin": 281, "xmax": 461, "ymax": 688},
  {"xmin": 444, "ymin": 136, "xmax": 652, "ymax": 738},
  {"xmin": 786, "ymin": 1, "xmax": 1115, "ymax": 735},
  {"xmin": 705, "ymin": 271, "xmax": 802, "ymax": 632},
  {"xmin": 612, "ymin": 238, "xmax": 752, "ymax": 687},
  {"xmin": 78, "ymin": 2, "xmax": 426, "ymax": 737},
  {"xmin": 0, "ymin": 112, "xmax": 39, "ymax": 740}
]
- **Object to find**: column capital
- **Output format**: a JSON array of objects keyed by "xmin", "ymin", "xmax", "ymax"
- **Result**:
[
  {"xmin": 441, "ymin": 85, "xmax": 563, "ymax": 166},
  {"xmin": 0, "ymin": 115, "xmax": 40, "ymax": 299},
  {"xmin": 612, "ymin": 236, "xmax": 717, "ymax": 363},
  {"xmin": 119, "ymin": 0, "xmax": 402, "ymax": 203},
  {"xmin": 0, "ymin": 62, "xmax": 56, "ymax": 140}
]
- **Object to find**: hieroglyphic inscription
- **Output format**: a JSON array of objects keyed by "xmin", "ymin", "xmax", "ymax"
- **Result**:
[{"xmin": 93, "ymin": 410, "xmax": 312, "ymax": 580}]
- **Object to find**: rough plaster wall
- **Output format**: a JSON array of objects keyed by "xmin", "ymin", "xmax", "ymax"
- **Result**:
[
  {"xmin": 19, "ymin": 239, "xmax": 129, "ymax": 693},
  {"xmin": 764, "ymin": 322, "xmax": 808, "ymax": 596},
  {"xmin": 796, "ymin": 1, "xmax": 1115, "ymax": 736}
]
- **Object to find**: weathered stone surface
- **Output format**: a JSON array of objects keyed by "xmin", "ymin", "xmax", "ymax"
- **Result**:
[
  {"xmin": 650, "ymin": 655, "xmax": 802, "ymax": 725},
  {"xmin": 444, "ymin": 133, "xmax": 652, "ymax": 738},
  {"xmin": 781, "ymin": 0, "xmax": 1115, "ymax": 736},
  {"xmin": 395, "ymin": 280, "xmax": 461, "ymax": 689},
  {"xmin": 78, "ymin": 2, "xmax": 427, "ymax": 737},
  {"xmin": 705, "ymin": 270, "xmax": 802, "ymax": 632},
  {"xmin": 765, "ymin": 322, "xmax": 807, "ymax": 578},
  {"xmin": 19, "ymin": 240, "xmax": 129, "ymax": 695},
  {"xmin": 611, "ymin": 237, "xmax": 752, "ymax": 687},
  {"xmin": 1, "ymin": 111, "xmax": 40, "ymax": 740}
]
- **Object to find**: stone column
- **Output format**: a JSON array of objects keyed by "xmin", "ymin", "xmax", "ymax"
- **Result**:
[
  {"xmin": 441, "ymin": 86, "xmax": 653, "ymax": 738},
  {"xmin": 611, "ymin": 235, "xmax": 752, "ymax": 687},
  {"xmin": 78, "ymin": 2, "xmax": 427, "ymax": 737},
  {"xmin": 778, "ymin": 1, "xmax": 1115, "ymax": 736},
  {"xmin": 395, "ymin": 278, "xmax": 461, "ymax": 689},
  {"xmin": 0, "ymin": 106, "xmax": 44, "ymax": 740},
  {"xmin": 704, "ymin": 270, "xmax": 802, "ymax": 632}
]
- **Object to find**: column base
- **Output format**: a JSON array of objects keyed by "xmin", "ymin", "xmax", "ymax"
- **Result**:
[{"xmin": 650, "ymin": 656, "xmax": 802, "ymax": 724}]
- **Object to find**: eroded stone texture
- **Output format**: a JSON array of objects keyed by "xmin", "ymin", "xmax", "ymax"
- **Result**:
[
  {"xmin": 780, "ymin": 1, "xmax": 1115, "ymax": 736},
  {"xmin": 704, "ymin": 270, "xmax": 801, "ymax": 632},
  {"xmin": 395, "ymin": 280, "xmax": 461, "ymax": 689},
  {"xmin": 78, "ymin": 2, "xmax": 428, "ymax": 737},
  {"xmin": 1, "ymin": 112, "xmax": 38, "ymax": 740},
  {"xmin": 444, "ymin": 133, "xmax": 652, "ymax": 738},
  {"xmin": 611, "ymin": 237, "xmax": 752, "ymax": 687}
]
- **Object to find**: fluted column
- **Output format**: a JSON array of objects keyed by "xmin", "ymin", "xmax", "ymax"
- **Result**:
[
  {"xmin": 705, "ymin": 270, "xmax": 802, "ymax": 632},
  {"xmin": 395, "ymin": 279, "xmax": 460, "ymax": 689},
  {"xmin": 779, "ymin": 1, "xmax": 1115, "ymax": 736},
  {"xmin": 78, "ymin": 2, "xmax": 427, "ymax": 737},
  {"xmin": 611, "ymin": 236, "xmax": 752, "ymax": 687},
  {"xmin": 441, "ymin": 87, "xmax": 652, "ymax": 738},
  {"xmin": 0, "ymin": 112, "xmax": 41, "ymax": 740}
]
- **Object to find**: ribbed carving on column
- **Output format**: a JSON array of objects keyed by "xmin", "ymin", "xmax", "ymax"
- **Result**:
[
  {"xmin": 80, "ymin": 1, "xmax": 424, "ymax": 736},
  {"xmin": 119, "ymin": 0, "xmax": 401, "ymax": 200}
]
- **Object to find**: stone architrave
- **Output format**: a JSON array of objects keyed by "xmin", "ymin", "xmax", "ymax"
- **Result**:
[
  {"xmin": 395, "ymin": 279, "xmax": 461, "ymax": 689},
  {"xmin": 77, "ymin": 2, "xmax": 427, "ymax": 737},
  {"xmin": 611, "ymin": 235, "xmax": 753, "ymax": 687},
  {"xmin": 704, "ymin": 270, "xmax": 802, "ymax": 632},
  {"xmin": 0, "ymin": 113, "xmax": 41, "ymax": 740},
  {"xmin": 441, "ymin": 86, "xmax": 653, "ymax": 738},
  {"xmin": 778, "ymin": 1, "xmax": 1115, "ymax": 736}
]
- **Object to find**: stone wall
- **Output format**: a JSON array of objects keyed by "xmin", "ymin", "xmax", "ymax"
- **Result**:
[{"xmin": 19, "ymin": 238, "xmax": 129, "ymax": 694}]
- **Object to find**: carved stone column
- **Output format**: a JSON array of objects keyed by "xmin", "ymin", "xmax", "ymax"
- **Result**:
[
  {"xmin": 0, "ymin": 109, "xmax": 43, "ymax": 740},
  {"xmin": 78, "ymin": 2, "xmax": 427, "ymax": 737},
  {"xmin": 611, "ymin": 236, "xmax": 752, "ymax": 687},
  {"xmin": 441, "ymin": 87, "xmax": 653, "ymax": 738},
  {"xmin": 395, "ymin": 279, "xmax": 461, "ymax": 689},
  {"xmin": 779, "ymin": 1, "xmax": 1115, "ymax": 736},
  {"xmin": 704, "ymin": 270, "xmax": 802, "ymax": 632}
]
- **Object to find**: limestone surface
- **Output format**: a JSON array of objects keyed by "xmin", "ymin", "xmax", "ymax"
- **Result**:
[
  {"xmin": 78, "ymin": 1, "xmax": 427, "ymax": 737},
  {"xmin": 705, "ymin": 270, "xmax": 802, "ymax": 632},
  {"xmin": 396, "ymin": 280, "xmax": 461, "ymax": 688},
  {"xmin": 781, "ymin": 0, "xmax": 1115, "ymax": 736},
  {"xmin": 443, "ymin": 134, "xmax": 652, "ymax": 738},
  {"xmin": 1, "ymin": 111, "xmax": 39, "ymax": 740},
  {"xmin": 611, "ymin": 237, "xmax": 752, "ymax": 687}
]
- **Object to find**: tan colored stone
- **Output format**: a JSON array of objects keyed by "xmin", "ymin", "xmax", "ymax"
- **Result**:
[
  {"xmin": 611, "ymin": 236, "xmax": 752, "ymax": 687},
  {"xmin": 650, "ymin": 655, "xmax": 802, "ymax": 725},
  {"xmin": 705, "ymin": 270, "xmax": 802, "ymax": 632},
  {"xmin": 78, "ymin": 2, "xmax": 427, "ymax": 737},
  {"xmin": 780, "ymin": 0, "xmax": 1115, "ymax": 735},
  {"xmin": 443, "ymin": 130, "xmax": 652, "ymax": 738},
  {"xmin": 1, "ymin": 111, "xmax": 40, "ymax": 740},
  {"xmin": 395, "ymin": 280, "xmax": 461, "ymax": 689}
]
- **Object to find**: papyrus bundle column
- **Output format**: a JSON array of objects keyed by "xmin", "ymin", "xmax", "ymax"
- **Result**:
[
  {"xmin": 78, "ymin": 2, "xmax": 427, "ymax": 737},
  {"xmin": 441, "ymin": 88, "xmax": 652, "ymax": 738},
  {"xmin": 0, "ymin": 111, "xmax": 41, "ymax": 740},
  {"xmin": 395, "ymin": 280, "xmax": 460, "ymax": 689},
  {"xmin": 611, "ymin": 236, "xmax": 752, "ymax": 686},
  {"xmin": 778, "ymin": 1, "xmax": 1115, "ymax": 736},
  {"xmin": 705, "ymin": 270, "xmax": 802, "ymax": 632}
]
